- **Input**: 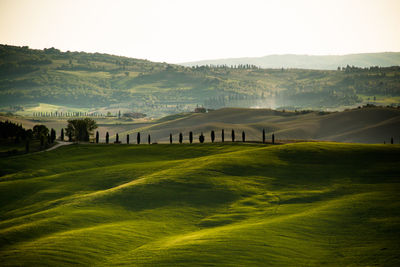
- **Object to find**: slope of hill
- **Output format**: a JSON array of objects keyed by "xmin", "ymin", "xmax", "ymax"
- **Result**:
[
  {"xmin": 1, "ymin": 106, "xmax": 399, "ymax": 144},
  {"xmin": 181, "ymin": 52, "xmax": 400, "ymax": 70},
  {"xmin": 1, "ymin": 45, "xmax": 400, "ymax": 117},
  {"xmin": 0, "ymin": 143, "xmax": 399, "ymax": 265},
  {"xmin": 117, "ymin": 107, "xmax": 400, "ymax": 144}
]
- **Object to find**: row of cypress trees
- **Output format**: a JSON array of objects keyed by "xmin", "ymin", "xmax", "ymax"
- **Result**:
[
  {"xmin": 96, "ymin": 132, "xmax": 152, "ymax": 144},
  {"xmin": 94, "ymin": 129, "xmax": 276, "ymax": 144},
  {"xmin": 169, "ymin": 129, "xmax": 275, "ymax": 144}
]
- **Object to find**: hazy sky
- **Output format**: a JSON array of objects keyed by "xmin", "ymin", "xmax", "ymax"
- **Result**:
[{"xmin": 0, "ymin": 0, "xmax": 399, "ymax": 63}]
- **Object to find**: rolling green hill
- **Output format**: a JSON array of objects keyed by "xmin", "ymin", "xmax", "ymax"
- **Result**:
[
  {"xmin": 0, "ymin": 143, "xmax": 399, "ymax": 265},
  {"xmin": 1, "ymin": 45, "xmax": 400, "ymax": 117}
]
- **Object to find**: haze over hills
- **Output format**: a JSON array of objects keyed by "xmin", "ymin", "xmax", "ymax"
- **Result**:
[
  {"xmin": 1, "ymin": 45, "xmax": 400, "ymax": 118},
  {"xmin": 181, "ymin": 52, "xmax": 400, "ymax": 70}
]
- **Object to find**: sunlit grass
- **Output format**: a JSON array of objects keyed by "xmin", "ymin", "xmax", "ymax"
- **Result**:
[{"xmin": 0, "ymin": 142, "xmax": 399, "ymax": 265}]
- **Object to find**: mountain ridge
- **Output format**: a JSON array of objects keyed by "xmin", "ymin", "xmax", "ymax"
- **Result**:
[{"xmin": 180, "ymin": 52, "xmax": 400, "ymax": 70}]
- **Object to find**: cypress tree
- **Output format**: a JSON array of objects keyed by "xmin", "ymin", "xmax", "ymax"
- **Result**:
[
  {"xmin": 116, "ymin": 133, "xmax": 119, "ymax": 143},
  {"xmin": 106, "ymin": 132, "xmax": 109, "ymax": 144},
  {"xmin": 211, "ymin": 130, "xmax": 215, "ymax": 143},
  {"xmin": 262, "ymin": 129, "xmax": 265, "ymax": 143},
  {"xmin": 231, "ymin": 129, "xmax": 235, "ymax": 142},
  {"xmin": 189, "ymin": 131, "xmax": 193, "ymax": 144},
  {"xmin": 137, "ymin": 132, "xmax": 141, "ymax": 144},
  {"xmin": 222, "ymin": 129, "xmax": 224, "ymax": 142},
  {"xmin": 242, "ymin": 131, "xmax": 245, "ymax": 142},
  {"xmin": 68, "ymin": 131, "xmax": 72, "ymax": 142},
  {"xmin": 179, "ymin": 133, "xmax": 183, "ymax": 144},
  {"xmin": 199, "ymin": 132, "xmax": 205, "ymax": 143},
  {"xmin": 50, "ymin": 128, "xmax": 56, "ymax": 143},
  {"xmin": 61, "ymin": 128, "xmax": 64, "ymax": 141},
  {"xmin": 391, "ymin": 137, "xmax": 394, "ymax": 144},
  {"xmin": 148, "ymin": 134, "xmax": 151, "ymax": 144},
  {"xmin": 96, "ymin": 131, "xmax": 99, "ymax": 143},
  {"xmin": 127, "ymin": 134, "xmax": 129, "ymax": 144},
  {"xmin": 272, "ymin": 133, "xmax": 275, "ymax": 144},
  {"xmin": 170, "ymin": 133, "xmax": 172, "ymax": 144}
]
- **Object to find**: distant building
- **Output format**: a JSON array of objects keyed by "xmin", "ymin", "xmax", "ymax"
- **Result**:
[{"xmin": 194, "ymin": 107, "xmax": 207, "ymax": 113}]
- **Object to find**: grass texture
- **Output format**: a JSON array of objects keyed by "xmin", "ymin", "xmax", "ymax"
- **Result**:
[{"xmin": 0, "ymin": 142, "xmax": 399, "ymax": 265}]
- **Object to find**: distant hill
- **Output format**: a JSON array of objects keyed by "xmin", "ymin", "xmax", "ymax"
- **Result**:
[
  {"xmin": 118, "ymin": 106, "xmax": 400, "ymax": 144},
  {"xmin": 181, "ymin": 52, "xmax": 400, "ymax": 70},
  {"xmin": 1, "ymin": 45, "xmax": 400, "ymax": 117}
]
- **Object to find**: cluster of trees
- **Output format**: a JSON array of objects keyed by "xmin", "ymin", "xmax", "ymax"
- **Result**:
[
  {"xmin": 0, "ymin": 121, "xmax": 32, "ymax": 142},
  {"xmin": 65, "ymin": 118, "xmax": 97, "ymax": 142},
  {"xmin": 32, "ymin": 125, "xmax": 56, "ymax": 148},
  {"xmin": 0, "ymin": 121, "xmax": 57, "ymax": 153}
]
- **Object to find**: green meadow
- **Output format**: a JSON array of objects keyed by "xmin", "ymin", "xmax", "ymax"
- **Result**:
[{"xmin": 0, "ymin": 142, "xmax": 399, "ymax": 265}]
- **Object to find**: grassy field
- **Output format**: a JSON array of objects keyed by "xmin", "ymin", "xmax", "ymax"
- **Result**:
[{"xmin": 0, "ymin": 142, "xmax": 399, "ymax": 265}]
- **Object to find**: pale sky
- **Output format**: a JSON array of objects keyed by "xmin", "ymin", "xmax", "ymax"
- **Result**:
[{"xmin": 0, "ymin": 0, "xmax": 399, "ymax": 63}]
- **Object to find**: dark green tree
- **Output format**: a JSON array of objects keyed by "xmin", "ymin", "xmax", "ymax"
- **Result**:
[
  {"xmin": 211, "ymin": 130, "xmax": 215, "ymax": 143},
  {"xmin": 170, "ymin": 133, "xmax": 172, "ymax": 144},
  {"xmin": 33, "ymin": 125, "xmax": 49, "ymax": 139},
  {"xmin": 115, "ymin": 133, "xmax": 119, "ymax": 143},
  {"xmin": 61, "ymin": 128, "xmax": 64, "ymax": 141},
  {"xmin": 148, "ymin": 134, "xmax": 151, "ymax": 144},
  {"xmin": 106, "ymin": 132, "xmax": 109, "ymax": 144},
  {"xmin": 391, "ymin": 137, "xmax": 394, "ymax": 144},
  {"xmin": 272, "ymin": 133, "xmax": 275, "ymax": 144},
  {"xmin": 199, "ymin": 132, "xmax": 205, "ymax": 143},
  {"xmin": 231, "ymin": 129, "xmax": 235, "ymax": 142},
  {"xmin": 242, "ymin": 131, "xmax": 245, "ymax": 142},
  {"xmin": 50, "ymin": 128, "xmax": 56, "ymax": 143},
  {"xmin": 179, "ymin": 133, "xmax": 183, "ymax": 144},
  {"xmin": 96, "ymin": 131, "xmax": 99, "ymax": 143},
  {"xmin": 222, "ymin": 129, "xmax": 224, "ymax": 142},
  {"xmin": 127, "ymin": 134, "xmax": 129, "ymax": 144},
  {"xmin": 68, "ymin": 131, "xmax": 72, "ymax": 142},
  {"xmin": 262, "ymin": 129, "xmax": 265, "ymax": 143},
  {"xmin": 137, "ymin": 132, "xmax": 141, "ymax": 144},
  {"xmin": 65, "ymin": 118, "xmax": 97, "ymax": 142},
  {"xmin": 189, "ymin": 131, "xmax": 193, "ymax": 144}
]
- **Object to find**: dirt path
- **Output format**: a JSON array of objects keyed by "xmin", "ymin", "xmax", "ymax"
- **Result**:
[{"xmin": 44, "ymin": 141, "xmax": 73, "ymax": 152}]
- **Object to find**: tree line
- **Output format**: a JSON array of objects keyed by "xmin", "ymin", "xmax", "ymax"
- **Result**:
[
  {"xmin": 2, "ymin": 118, "xmax": 397, "ymax": 156},
  {"xmin": 94, "ymin": 128, "xmax": 277, "ymax": 144},
  {"xmin": 0, "ymin": 120, "xmax": 57, "ymax": 154}
]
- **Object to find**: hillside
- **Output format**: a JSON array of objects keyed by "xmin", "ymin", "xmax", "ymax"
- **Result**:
[
  {"xmin": 1, "ymin": 106, "xmax": 399, "ymax": 144},
  {"xmin": 1, "ymin": 45, "xmax": 400, "ymax": 117},
  {"xmin": 181, "ymin": 52, "xmax": 400, "ymax": 70},
  {"xmin": 115, "ymin": 106, "xmax": 400, "ymax": 144},
  {"xmin": 0, "ymin": 143, "xmax": 399, "ymax": 265}
]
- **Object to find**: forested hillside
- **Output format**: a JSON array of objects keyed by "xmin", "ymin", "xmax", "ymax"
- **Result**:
[{"xmin": 1, "ymin": 45, "xmax": 400, "ymax": 117}]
